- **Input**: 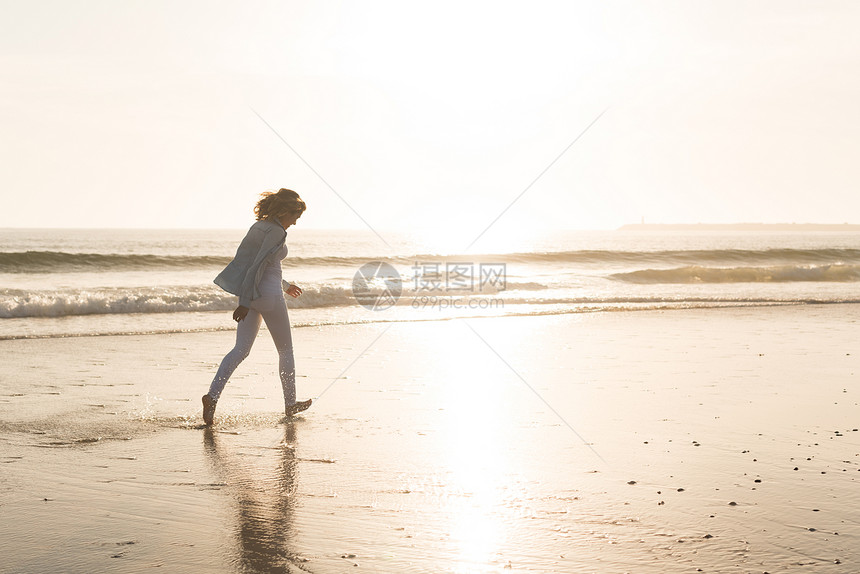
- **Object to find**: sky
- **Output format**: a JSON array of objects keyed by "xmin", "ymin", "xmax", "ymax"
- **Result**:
[{"xmin": 2, "ymin": 0, "xmax": 860, "ymax": 236}]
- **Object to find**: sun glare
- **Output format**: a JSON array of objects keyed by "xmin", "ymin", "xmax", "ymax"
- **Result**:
[{"xmin": 409, "ymin": 320, "xmax": 527, "ymax": 570}]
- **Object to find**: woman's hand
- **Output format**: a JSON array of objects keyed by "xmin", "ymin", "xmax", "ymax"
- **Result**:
[
  {"xmin": 286, "ymin": 284, "xmax": 303, "ymax": 298},
  {"xmin": 233, "ymin": 305, "xmax": 250, "ymax": 322}
]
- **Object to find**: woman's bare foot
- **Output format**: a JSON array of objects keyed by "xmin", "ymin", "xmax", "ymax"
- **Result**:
[
  {"xmin": 202, "ymin": 394, "xmax": 216, "ymax": 426},
  {"xmin": 285, "ymin": 398, "xmax": 312, "ymax": 417}
]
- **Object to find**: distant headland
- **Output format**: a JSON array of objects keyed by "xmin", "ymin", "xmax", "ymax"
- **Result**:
[{"xmin": 617, "ymin": 223, "xmax": 860, "ymax": 232}]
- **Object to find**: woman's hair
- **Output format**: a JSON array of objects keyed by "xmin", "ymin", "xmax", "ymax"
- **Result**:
[{"xmin": 254, "ymin": 188, "xmax": 307, "ymax": 220}]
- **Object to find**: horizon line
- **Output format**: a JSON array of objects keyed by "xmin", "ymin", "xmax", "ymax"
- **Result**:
[{"xmin": 3, "ymin": 222, "xmax": 860, "ymax": 232}]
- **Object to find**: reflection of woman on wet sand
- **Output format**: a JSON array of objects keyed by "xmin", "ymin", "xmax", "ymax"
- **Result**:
[
  {"xmin": 204, "ymin": 188, "xmax": 312, "ymax": 425},
  {"xmin": 203, "ymin": 424, "xmax": 304, "ymax": 573}
]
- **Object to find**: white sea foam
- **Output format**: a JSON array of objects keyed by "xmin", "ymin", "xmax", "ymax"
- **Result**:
[
  {"xmin": 0, "ymin": 286, "xmax": 236, "ymax": 318},
  {"xmin": 0, "ymin": 279, "xmax": 552, "ymax": 319}
]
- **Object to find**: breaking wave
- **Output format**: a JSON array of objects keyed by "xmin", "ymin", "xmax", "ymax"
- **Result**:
[
  {"xmin": 0, "ymin": 285, "xmax": 354, "ymax": 318},
  {"xmin": 6, "ymin": 247, "xmax": 860, "ymax": 273},
  {"xmin": 612, "ymin": 264, "xmax": 860, "ymax": 284},
  {"xmin": 0, "ymin": 279, "xmax": 551, "ymax": 318}
]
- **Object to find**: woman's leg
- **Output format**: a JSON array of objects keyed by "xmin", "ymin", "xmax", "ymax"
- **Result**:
[
  {"xmin": 207, "ymin": 309, "xmax": 263, "ymax": 403},
  {"xmin": 259, "ymin": 300, "xmax": 297, "ymax": 408}
]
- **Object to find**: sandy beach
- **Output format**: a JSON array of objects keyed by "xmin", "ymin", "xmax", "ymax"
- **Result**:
[{"xmin": 2, "ymin": 305, "xmax": 860, "ymax": 573}]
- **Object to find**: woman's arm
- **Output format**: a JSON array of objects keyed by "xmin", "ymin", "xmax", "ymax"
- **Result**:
[
  {"xmin": 282, "ymin": 279, "xmax": 302, "ymax": 298},
  {"xmin": 233, "ymin": 305, "xmax": 250, "ymax": 322}
]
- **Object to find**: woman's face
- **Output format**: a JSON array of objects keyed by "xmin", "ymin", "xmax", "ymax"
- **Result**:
[{"xmin": 277, "ymin": 211, "xmax": 302, "ymax": 229}]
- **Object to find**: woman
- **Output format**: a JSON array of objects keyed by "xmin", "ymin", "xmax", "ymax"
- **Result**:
[{"xmin": 203, "ymin": 188, "xmax": 312, "ymax": 425}]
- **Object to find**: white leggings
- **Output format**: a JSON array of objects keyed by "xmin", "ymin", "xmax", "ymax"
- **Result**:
[{"xmin": 208, "ymin": 296, "xmax": 296, "ymax": 408}]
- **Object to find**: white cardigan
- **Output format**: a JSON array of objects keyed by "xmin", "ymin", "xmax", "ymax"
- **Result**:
[{"xmin": 214, "ymin": 220, "xmax": 288, "ymax": 307}]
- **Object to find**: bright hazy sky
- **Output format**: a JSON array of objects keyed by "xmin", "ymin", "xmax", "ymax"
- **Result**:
[{"xmin": 2, "ymin": 1, "xmax": 859, "ymax": 236}]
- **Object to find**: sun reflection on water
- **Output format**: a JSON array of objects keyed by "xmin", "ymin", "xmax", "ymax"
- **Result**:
[{"xmin": 429, "ymin": 321, "xmax": 525, "ymax": 571}]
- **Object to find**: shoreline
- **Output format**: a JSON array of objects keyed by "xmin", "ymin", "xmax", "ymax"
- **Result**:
[{"xmin": 1, "ymin": 298, "xmax": 850, "ymax": 341}]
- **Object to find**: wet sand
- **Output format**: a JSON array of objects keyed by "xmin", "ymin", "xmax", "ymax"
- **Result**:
[{"xmin": 1, "ymin": 305, "xmax": 860, "ymax": 573}]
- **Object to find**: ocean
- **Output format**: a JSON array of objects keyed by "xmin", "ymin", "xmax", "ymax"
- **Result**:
[{"xmin": 3, "ymin": 227, "xmax": 860, "ymax": 340}]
